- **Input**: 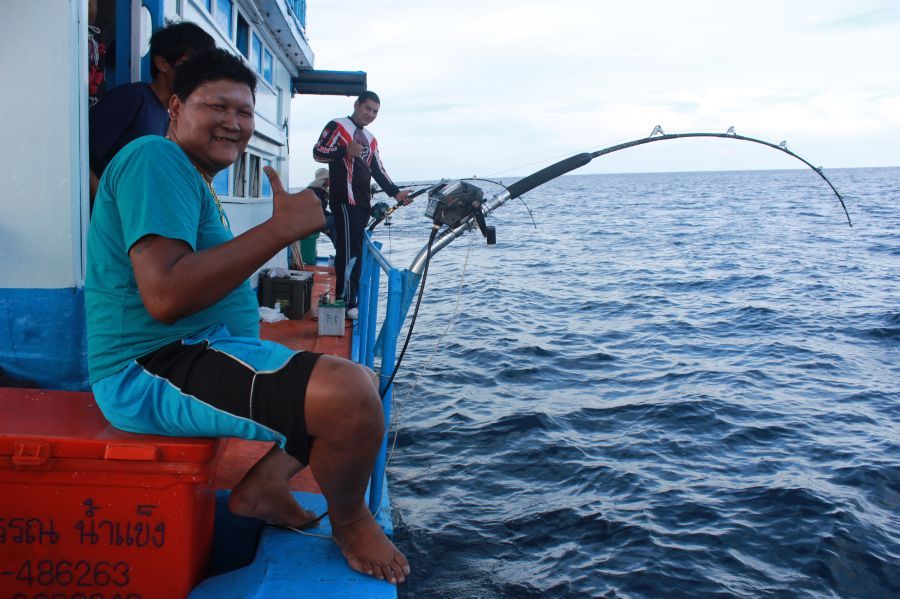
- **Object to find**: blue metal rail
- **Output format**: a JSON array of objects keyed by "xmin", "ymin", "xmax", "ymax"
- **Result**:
[{"xmin": 353, "ymin": 232, "xmax": 416, "ymax": 514}]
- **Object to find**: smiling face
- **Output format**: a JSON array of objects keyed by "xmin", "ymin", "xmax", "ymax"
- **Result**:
[
  {"xmin": 351, "ymin": 99, "xmax": 380, "ymax": 127},
  {"xmin": 167, "ymin": 79, "xmax": 255, "ymax": 178}
]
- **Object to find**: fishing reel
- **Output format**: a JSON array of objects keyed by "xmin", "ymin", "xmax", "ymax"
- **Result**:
[
  {"xmin": 424, "ymin": 180, "xmax": 496, "ymax": 244},
  {"xmin": 370, "ymin": 201, "xmax": 390, "ymax": 223}
]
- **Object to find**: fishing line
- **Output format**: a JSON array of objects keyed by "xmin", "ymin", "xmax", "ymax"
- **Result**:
[
  {"xmin": 382, "ymin": 234, "xmax": 475, "ymax": 472},
  {"xmin": 367, "ymin": 233, "xmax": 476, "ymax": 522},
  {"xmin": 461, "ymin": 176, "xmax": 510, "ymax": 190},
  {"xmin": 458, "ymin": 176, "xmax": 538, "ymax": 229},
  {"xmin": 350, "ymin": 224, "xmax": 442, "ymax": 522},
  {"xmin": 283, "ymin": 228, "xmax": 438, "ymax": 539},
  {"xmin": 825, "ymin": 192, "xmax": 857, "ymax": 365},
  {"xmin": 586, "ymin": 131, "xmax": 852, "ymax": 226},
  {"xmin": 279, "ymin": 514, "xmax": 332, "ymax": 539},
  {"xmin": 287, "ymin": 127, "xmax": 854, "ymax": 538},
  {"xmin": 281, "ymin": 526, "xmax": 330, "ymax": 539},
  {"xmin": 469, "ymin": 129, "xmax": 853, "ymax": 232},
  {"xmin": 283, "ymin": 218, "xmax": 441, "ymax": 540},
  {"xmin": 481, "ymin": 131, "xmax": 652, "ymax": 178},
  {"xmin": 484, "ymin": 143, "xmax": 610, "ymax": 179},
  {"xmin": 387, "ymin": 212, "xmax": 393, "ymax": 258}
]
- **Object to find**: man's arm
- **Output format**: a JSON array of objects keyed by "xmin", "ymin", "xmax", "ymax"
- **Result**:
[
  {"xmin": 313, "ymin": 121, "xmax": 347, "ymax": 163},
  {"xmin": 130, "ymin": 168, "xmax": 324, "ymax": 324}
]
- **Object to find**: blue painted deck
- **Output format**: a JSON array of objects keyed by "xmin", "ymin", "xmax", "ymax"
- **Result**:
[{"xmin": 192, "ymin": 484, "xmax": 395, "ymax": 597}]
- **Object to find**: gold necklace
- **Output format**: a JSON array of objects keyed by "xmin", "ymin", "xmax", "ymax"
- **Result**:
[
  {"xmin": 199, "ymin": 172, "xmax": 229, "ymax": 230},
  {"xmin": 166, "ymin": 135, "xmax": 229, "ymax": 230}
]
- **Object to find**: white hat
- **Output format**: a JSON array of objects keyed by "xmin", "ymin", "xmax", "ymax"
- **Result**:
[{"xmin": 308, "ymin": 167, "xmax": 329, "ymax": 189}]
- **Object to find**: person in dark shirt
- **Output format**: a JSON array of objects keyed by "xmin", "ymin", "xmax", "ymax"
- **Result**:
[
  {"xmin": 313, "ymin": 91, "xmax": 411, "ymax": 319},
  {"xmin": 88, "ymin": 21, "xmax": 214, "ymax": 204},
  {"xmin": 307, "ymin": 167, "xmax": 336, "ymax": 248}
]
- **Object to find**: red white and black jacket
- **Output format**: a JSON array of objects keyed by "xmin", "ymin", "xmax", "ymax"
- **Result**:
[{"xmin": 313, "ymin": 116, "xmax": 400, "ymax": 211}]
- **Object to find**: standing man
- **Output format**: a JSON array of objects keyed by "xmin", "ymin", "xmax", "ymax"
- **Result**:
[
  {"xmin": 89, "ymin": 21, "xmax": 215, "ymax": 204},
  {"xmin": 313, "ymin": 91, "xmax": 410, "ymax": 319}
]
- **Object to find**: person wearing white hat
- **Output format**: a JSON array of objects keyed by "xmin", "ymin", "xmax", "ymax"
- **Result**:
[{"xmin": 306, "ymin": 167, "xmax": 335, "ymax": 247}]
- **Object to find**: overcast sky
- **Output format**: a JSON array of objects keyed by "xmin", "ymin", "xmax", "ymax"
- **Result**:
[{"xmin": 288, "ymin": 0, "xmax": 900, "ymax": 184}]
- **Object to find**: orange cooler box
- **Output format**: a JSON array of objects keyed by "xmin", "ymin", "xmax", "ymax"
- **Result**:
[{"xmin": 0, "ymin": 389, "xmax": 220, "ymax": 599}]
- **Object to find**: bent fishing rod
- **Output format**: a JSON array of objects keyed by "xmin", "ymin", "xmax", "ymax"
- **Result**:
[
  {"xmin": 407, "ymin": 127, "xmax": 852, "ymax": 276},
  {"xmin": 377, "ymin": 127, "xmax": 852, "ymax": 398},
  {"xmin": 368, "ymin": 126, "xmax": 856, "ymax": 512}
]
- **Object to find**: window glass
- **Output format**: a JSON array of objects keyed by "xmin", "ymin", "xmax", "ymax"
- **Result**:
[
  {"xmin": 205, "ymin": 0, "xmax": 212, "ymax": 11},
  {"xmin": 236, "ymin": 14, "xmax": 249, "ymax": 58},
  {"xmin": 215, "ymin": 0, "xmax": 233, "ymax": 35},
  {"xmin": 263, "ymin": 49, "xmax": 273, "ymax": 84},
  {"xmin": 248, "ymin": 155, "xmax": 261, "ymax": 197},
  {"xmin": 233, "ymin": 153, "xmax": 247, "ymax": 197},
  {"xmin": 213, "ymin": 168, "xmax": 230, "ymax": 196},
  {"xmin": 261, "ymin": 159, "xmax": 273, "ymax": 198},
  {"xmin": 252, "ymin": 34, "xmax": 262, "ymax": 72}
]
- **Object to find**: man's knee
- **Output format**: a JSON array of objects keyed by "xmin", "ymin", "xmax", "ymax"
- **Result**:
[
  {"xmin": 336, "ymin": 363, "xmax": 383, "ymax": 436},
  {"xmin": 306, "ymin": 357, "xmax": 384, "ymax": 442}
]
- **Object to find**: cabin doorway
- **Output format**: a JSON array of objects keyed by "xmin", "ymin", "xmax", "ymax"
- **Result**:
[{"xmin": 88, "ymin": 0, "xmax": 163, "ymax": 105}]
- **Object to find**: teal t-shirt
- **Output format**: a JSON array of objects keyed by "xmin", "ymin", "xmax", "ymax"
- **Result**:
[{"xmin": 86, "ymin": 136, "xmax": 259, "ymax": 383}]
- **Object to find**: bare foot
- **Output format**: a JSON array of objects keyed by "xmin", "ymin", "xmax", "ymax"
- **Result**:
[
  {"xmin": 228, "ymin": 463, "xmax": 319, "ymax": 528},
  {"xmin": 331, "ymin": 507, "xmax": 410, "ymax": 584}
]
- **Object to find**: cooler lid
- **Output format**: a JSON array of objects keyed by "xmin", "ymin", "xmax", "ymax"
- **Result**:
[{"xmin": 0, "ymin": 389, "xmax": 217, "ymax": 463}]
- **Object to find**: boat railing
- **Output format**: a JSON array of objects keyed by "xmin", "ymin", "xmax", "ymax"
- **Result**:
[{"xmin": 355, "ymin": 232, "xmax": 407, "ymax": 514}]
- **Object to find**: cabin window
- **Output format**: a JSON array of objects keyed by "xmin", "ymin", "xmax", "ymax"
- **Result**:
[
  {"xmin": 248, "ymin": 154, "xmax": 261, "ymax": 197},
  {"xmin": 213, "ymin": 167, "xmax": 230, "ymax": 197},
  {"xmin": 215, "ymin": 0, "xmax": 233, "ymax": 36},
  {"xmin": 252, "ymin": 34, "xmax": 262, "ymax": 73},
  {"xmin": 263, "ymin": 49, "xmax": 273, "ymax": 84},
  {"xmin": 233, "ymin": 152, "xmax": 247, "ymax": 197},
  {"xmin": 236, "ymin": 14, "xmax": 249, "ymax": 58},
  {"xmin": 165, "ymin": 0, "xmax": 183, "ymax": 18},
  {"xmin": 204, "ymin": 0, "xmax": 212, "ymax": 12},
  {"xmin": 261, "ymin": 159, "xmax": 273, "ymax": 198}
]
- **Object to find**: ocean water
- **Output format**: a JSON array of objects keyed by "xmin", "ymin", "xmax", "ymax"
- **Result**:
[{"xmin": 369, "ymin": 167, "xmax": 899, "ymax": 598}]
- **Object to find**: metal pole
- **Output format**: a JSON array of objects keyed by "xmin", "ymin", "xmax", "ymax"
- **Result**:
[{"xmin": 368, "ymin": 266, "xmax": 402, "ymax": 513}]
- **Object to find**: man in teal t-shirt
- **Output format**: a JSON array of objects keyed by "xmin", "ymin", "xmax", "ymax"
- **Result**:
[
  {"xmin": 87, "ymin": 135, "xmax": 259, "ymax": 382},
  {"xmin": 85, "ymin": 48, "xmax": 410, "ymax": 585}
]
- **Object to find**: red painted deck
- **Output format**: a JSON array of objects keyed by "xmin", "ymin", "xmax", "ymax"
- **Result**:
[{"xmin": 212, "ymin": 265, "xmax": 351, "ymax": 494}]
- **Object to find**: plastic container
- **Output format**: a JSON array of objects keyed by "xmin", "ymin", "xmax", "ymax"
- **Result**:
[
  {"xmin": 299, "ymin": 233, "xmax": 319, "ymax": 265},
  {"xmin": 317, "ymin": 300, "xmax": 346, "ymax": 336},
  {"xmin": 290, "ymin": 270, "xmax": 314, "ymax": 316},
  {"xmin": 258, "ymin": 271, "xmax": 314, "ymax": 319},
  {"xmin": 0, "ymin": 388, "xmax": 220, "ymax": 597}
]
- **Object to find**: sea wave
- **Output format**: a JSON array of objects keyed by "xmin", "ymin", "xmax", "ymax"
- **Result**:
[{"xmin": 389, "ymin": 167, "xmax": 900, "ymax": 598}]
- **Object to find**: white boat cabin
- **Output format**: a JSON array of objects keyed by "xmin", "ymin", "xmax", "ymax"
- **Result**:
[{"xmin": 0, "ymin": 1, "xmax": 363, "ymax": 391}]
